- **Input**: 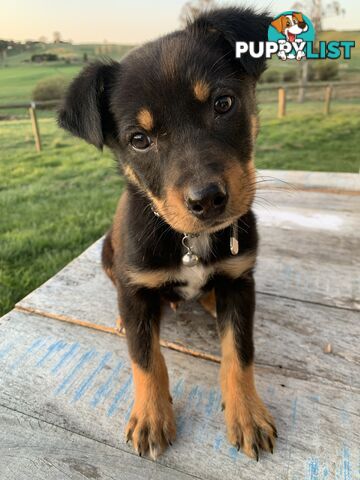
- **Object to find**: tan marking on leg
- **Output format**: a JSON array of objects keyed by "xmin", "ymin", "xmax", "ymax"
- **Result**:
[
  {"xmin": 125, "ymin": 267, "xmax": 176, "ymax": 289},
  {"xmin": 126, "ymin": 333, "xmax": 176, "ymax": 459},
  {"xmin": 199, "ymin": 289, "xmax": 217, "ymax": 318},
  {"xmin": 215, "ymin": 253, "xmax": 256, "ymax": 279},
  {"xmin": 221, "ymin": 327, "xmax": 276, "ymax": 460},
  {"xmin": 193, "ymin": 80, "xmax": 210, "ymax": 102},
  {"xmin": 136, "ymin": 108, "xmax": 154, "ymax": 131}
]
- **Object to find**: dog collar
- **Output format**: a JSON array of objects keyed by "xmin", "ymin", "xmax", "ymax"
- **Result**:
[{"xmin": 151, "ymin": 205, "xmax": 239, "ymax": 266}]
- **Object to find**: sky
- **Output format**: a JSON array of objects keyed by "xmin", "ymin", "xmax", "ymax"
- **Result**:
[{"xmin": 1, "ymin": 0, "xmax": 359, "ymax": 44}]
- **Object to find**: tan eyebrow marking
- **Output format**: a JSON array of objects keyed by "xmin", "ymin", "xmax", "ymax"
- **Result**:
[
  {"xmin": 136, "ymin": 108, "xmax": 154, "ymax": 131},
  {"xmin": 193, "ymin": 80, "xmax": 210, "ymax": 102}
]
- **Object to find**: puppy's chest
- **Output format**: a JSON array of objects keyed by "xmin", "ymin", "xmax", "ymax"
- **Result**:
[{"xmin": 174, "ymin": 234, "xmax": 213, "ymax": 300}]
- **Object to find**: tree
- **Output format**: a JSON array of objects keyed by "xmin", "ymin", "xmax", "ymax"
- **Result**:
[
  {"xmin": 53, "ymin": 31, "xmax": 61, "ymax": 44},
  {"xmin": 292, "ymin": 0, "xmax": 345, "ymax": 101},
  {"xmin": 179, "ymin": 0, "xmax": 217, "ymax": 27}
]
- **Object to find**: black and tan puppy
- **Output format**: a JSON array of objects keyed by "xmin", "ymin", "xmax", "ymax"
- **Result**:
[{"xmin": 58, "ymin": 7, "xmax": 277, "ymax": 461}]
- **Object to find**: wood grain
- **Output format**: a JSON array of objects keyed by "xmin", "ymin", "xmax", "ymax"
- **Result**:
[
  {"xmin": 0, "ymin": 406, "xmax": 194, "ymax": 480},
  {"xmin": 0, "ymin": 311, "xmax": 359, "ymax": 480}
]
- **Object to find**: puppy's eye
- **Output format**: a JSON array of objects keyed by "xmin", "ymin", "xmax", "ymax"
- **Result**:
[
  {"xmin": 214, "ymin": 95, "xmax": 234, "ymax": 114},
  {"xmin": 130, "ymin": 132, "xmax": 152, "ymax": 151}
]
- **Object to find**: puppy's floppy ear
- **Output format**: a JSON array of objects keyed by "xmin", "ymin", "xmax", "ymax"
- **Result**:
[
  {"xmin": 189, "ymin": 7, "xmax": 271, "ymax": 79},
  {"xmin": 58, "ymin": 60, "xmax": 119, "ymax": 149},
  {"xmin": 271, "ymin": 16, "xmax": 285, "ymax": 33}
]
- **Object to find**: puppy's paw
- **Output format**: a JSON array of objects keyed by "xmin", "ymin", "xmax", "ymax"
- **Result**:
[
  {"xmin": 224, "ymin": 392, "xmax": 277, "ymax": 460},
  {"xmin": 126, "ymin": 398, "xmax": 176, "ymax": 459}
]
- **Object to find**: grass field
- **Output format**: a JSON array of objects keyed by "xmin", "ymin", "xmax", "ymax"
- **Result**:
[
  {"xmin": 1, "ymin": 101, "xmax": 359, "ymax": 316},
  {"xmin": 0, "ymin": 64, "xmax": 81, "ymax": 104},
  {"xmin": 0, "ymin": 118, "xmax": 123, "ymax": 316},
  {"xmin": 0, "ymin": 30, "xmax": 359, "ymax": 104}
]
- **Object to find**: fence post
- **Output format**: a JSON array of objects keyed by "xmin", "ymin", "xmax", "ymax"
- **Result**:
[
  {"xmin": 29, "ymin": 102, "xmax": 42, "ymax": 152},
  {"xmin": 278, "ymin": 87, "xmax": 286, "ymax": 118},
  {"xmin": 324, "ymin": 85, "xmax": 333, "ymax": 115}
]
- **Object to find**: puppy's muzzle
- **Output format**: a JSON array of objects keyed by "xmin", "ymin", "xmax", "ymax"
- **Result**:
[{"xmin": 185, "ymin": 183, "xmax": 228, "ymax": 220}]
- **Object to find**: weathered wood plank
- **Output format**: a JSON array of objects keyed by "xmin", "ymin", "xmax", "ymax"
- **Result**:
[
  {"xmin": 257, "ymin": 226, "xmax": 359, "ymax": 310},
  {"xmin": 17, "ymin": 227, "xmax": 359, "ymax": 317},
  {"xmin": 256, "ymin": 169, "xmax": 360, "ymax": 193},
  {"xmin": 161, "ymin": 294, "xmax": 360, "ymax": 390},
  {"xmin": 16, "ymin": 239, "xmax": 118, "ymax": 331},
  {"xmin": 0, "ymin": 311, "xmax": 359, "ymax": 480},
  {"xmin": 255, "ymin": 189, "xmax": 360, "ymax": 213},
  {"xmin": 0, "ymin": 406, "xmax": 194, "ymax": 480},
  {"xmin": 15, "ymin": 234, "xmax": 360, "ymax": 388}
]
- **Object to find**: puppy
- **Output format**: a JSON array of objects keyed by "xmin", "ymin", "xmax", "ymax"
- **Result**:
[
  {"xmin": 271, "ymin": 12, "xmax": 308, "ymax": 60},
  {"xmin": 270, "ymin": 12, "xmax": 308, "ymax": 42},
  {"xmin": 59, "ymin": 7, "xmax": 277, "ymax": 461}
]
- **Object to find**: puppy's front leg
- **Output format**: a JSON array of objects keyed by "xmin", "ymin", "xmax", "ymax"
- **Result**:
[
  {"xmin": 215, "ymin": 273, "xmax": 277, "ymax": 460},
  {"xmin": 118, "ymin": 284, "xmax": 176, "ymax": 459}
]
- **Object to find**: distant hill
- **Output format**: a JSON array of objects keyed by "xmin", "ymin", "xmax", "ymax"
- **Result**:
[{"xmin": 1, "ymin": 42, "xmax": 134, "ymax": 66}]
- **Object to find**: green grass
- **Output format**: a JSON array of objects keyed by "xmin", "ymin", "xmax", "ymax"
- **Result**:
[
  {"xmin": 0, "ymin": 43, "xmax": 133, "ymax": 104},
  {"xmin": 1, "ymin": 102, "xmax": 359, "ymax": 316},
  {"xmin": 256, "ymin": 101, "xmax": 360, "ymax": 172},
  {"xmin": 0, "ymin": 64, "xmax": 82, "ymax": 104},
  {"xmin": 0, "ymin": 117, "xmax": 123, "ymax": 316}
]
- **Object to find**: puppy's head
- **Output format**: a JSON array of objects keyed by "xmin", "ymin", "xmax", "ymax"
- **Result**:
[
  {"xmin": 271, "ymin": 12, "xmax": 307, "ymax": 40},
  {"xmin": 59, "ymin": 7, "xmax": 270, "ymax": 234}
]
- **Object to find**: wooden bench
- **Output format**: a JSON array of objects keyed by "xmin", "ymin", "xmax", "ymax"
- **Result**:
[{"xmin": 1, "ymin": 170, "xmax": 359, "ymax": 479}]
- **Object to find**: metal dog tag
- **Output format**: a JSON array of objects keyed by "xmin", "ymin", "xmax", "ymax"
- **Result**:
[
  {"xmin": 230, "ymin": 223, "xmax": 239, "ymax": 255},
  {"xmin": 181, "ymin": 234, "xmax": 200, "ymax": 267}
]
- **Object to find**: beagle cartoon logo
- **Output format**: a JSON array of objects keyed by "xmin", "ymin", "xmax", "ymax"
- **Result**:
[
  {"xmin": 236, "ymin": 11, "xmax": 355, "ymax": 61},
  {"xmin": 269, "ymin": 11, "xmax": 314, "ymax": 61}
]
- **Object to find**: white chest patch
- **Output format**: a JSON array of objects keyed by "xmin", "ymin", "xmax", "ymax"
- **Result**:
[{"xmin": 176, "ymin": 233, "xmax": 213, "ymax": 300}]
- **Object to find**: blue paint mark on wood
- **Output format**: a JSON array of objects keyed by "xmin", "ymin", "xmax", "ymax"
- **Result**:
[
  {"xmin": 213, "ymin": 432, "xmax": 224, "ymax": 451},
  {"xmin": 91, "ymin": 359, "xmax": 124, "ymax": 408},
  {"xmin": 177, "ymin": 385, "xmax": 203, "ymax": 436},
  {"xmin": 308, "ymin": 458, "xmax": 320, "ymax": 480},
  {"xmin": 340, "ymin": 409, "xmax": 349, "ymax": 424},
  {"xmin": 125, "ymin": 399, "xmax": 134, "ymax": 422},
  {"xmin": 188, "ymin": 385, "xmax": 203, "ymax": 409},
  {"xmin": 322, "ymin": 466, "xmax": 329, "ymax": 479},
  {"xmin": 55, "ymin": 349, "xmax": 97, "ymax": 395},
  {"xmin": 205, "ymin": 388, "xmax": 216, "ymax": 417},
  {"xmin": 107, "ymin": 373, "xmax": 133, "ymax": 417},
  {"xmin": 51, "ymin": 342, "xmax": 80, "ymax": 374},
  {"xmin": 172, "ymin": 378, "xmax": 185, "ymax": 400},
  {"xmin": 229, "ymin": 446, "xmax": 238, "ymax": 460},
  {"xmin": 309, "ymin": 395, "xmax": 320, "ymax": 403},
  {"xmin": 0, "ymin": 342, "xmax": 14, "ymax": 360},
  {"xmin": 36, "ymin": 340, "xmax": 67, "ymax": 367},
  {"xmin": 10, "ymin": 336, "xmax": 49, "ymax": 369},
  {"xmin": 73, "ymin": 351, "xmax": 112, "ymax": 402},
  {"xmin": 343, "ymin": 446, "xmax": 351, "ymax": 480}
]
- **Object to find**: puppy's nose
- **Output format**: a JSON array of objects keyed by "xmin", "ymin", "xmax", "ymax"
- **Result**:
[
  {"xmin": 298, "ymin": 21, "xmax": 306, "ymax": 28},
  {"xmin": 185, "ymin": 183, "xmax": 228, "ymax": 219}
]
